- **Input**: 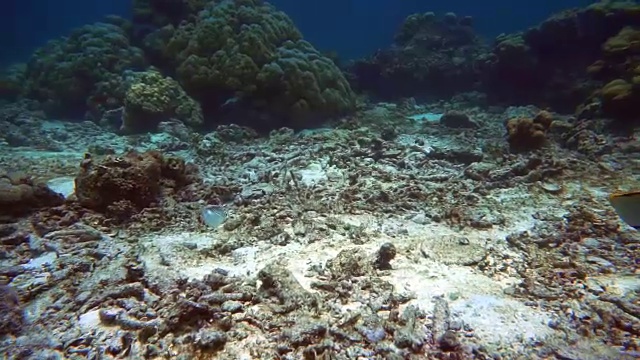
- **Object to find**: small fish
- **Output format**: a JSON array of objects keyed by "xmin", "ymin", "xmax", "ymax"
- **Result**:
[{"xmin": 609, "ymin": 191, "xmax": 640, "ymax": 229}]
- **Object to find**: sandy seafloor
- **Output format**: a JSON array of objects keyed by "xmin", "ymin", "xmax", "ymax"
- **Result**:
[{"xmin": 0, "ymin": 102, "xmax": 639, "ymax": 359}]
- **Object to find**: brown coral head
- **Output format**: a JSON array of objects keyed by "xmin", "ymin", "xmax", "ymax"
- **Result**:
[{"xmin": 505, "ymin": 116, "xmax": 548, "ymax": 151}]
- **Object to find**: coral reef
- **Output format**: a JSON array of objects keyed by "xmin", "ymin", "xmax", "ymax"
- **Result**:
[
  {"xmin": 483, "ymin": 1, "xmax": 640, "ymax": 113},
  {"xmin": 23, "ymin": 22, "xmax": 146, "ymax": 119},
  {"xmin": 1, "ymin": 1, "xmax": 640, "ymax": 359},
  {"xmin": 144, "ymin": 0, "xmax": 355, "ymax": 129},
  {"xmin": 580, "ymin": 25, "xmax": 640, "ymax": 124},
  {"xmin": 122, "ymin": 70, "xmax": 203, "ymax": 133},
  {"xmin": 347, "ymin": 0, "xmax": 640, "ymax": 125},
  {"xmin": 347, "ymin": 12, "xmax": 488, "ymax": 101}
]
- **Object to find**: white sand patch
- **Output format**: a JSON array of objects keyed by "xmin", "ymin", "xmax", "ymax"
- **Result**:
[
  {"xmin": 378, "ymin": 220, "xmax": 556, "ymax": 347},
  {"xmin": 450, "ymin": 295, "xmax": 553, "ymax": 345}
]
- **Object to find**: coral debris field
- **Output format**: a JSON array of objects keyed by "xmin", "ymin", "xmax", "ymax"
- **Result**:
[
  {"xmin": 0, "ymin": 0, "xmax": 639, "ymax": 359},
  {"xmin": 0, "ymin": 100, "xmax": 638, "ymax": 359}
]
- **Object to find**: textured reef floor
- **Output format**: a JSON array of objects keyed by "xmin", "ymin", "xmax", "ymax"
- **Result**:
[{"xmin": 0, "ymin": 101, "xmax": 639, "ymax": 360}]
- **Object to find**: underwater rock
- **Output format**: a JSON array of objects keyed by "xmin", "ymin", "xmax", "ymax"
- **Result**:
[
  {"xmin": 74, "ymin": 150, "xmax": 195, "ymax": 220},
  {"xmin": 393, "ymin": 305, "xmax": 427, "ymax": 351},
  {"xmin": 0, "ymin": 172, "xmax": 64, "ymax": 216},
  {"xmin": 195, "ymin": 328, "xmax": 227, "ymax": 350},
  {"xmin": 279, "ymin": 318, "xmax": 328, "ymax": 347},
  {"xmin": 374, "ymin": 242, "xmax": 397, "ymax": 270},
  {"xmin": 0, "ymin": 284, "xmax": 24, "ymax": 336},
  {"xmin": 326, "ymin": 248, "xmax": 374, "ymax": 279},
  {"xmin": 438, "ymin": 330, "xmax": 461, "ymax": 351},
  {"xmin": 439, "ymin": 110, "xmax": 479, "ymax": 129},
  {"xmin": 258, "ymin": 263, "xmax": 317, "ymax": 313}
]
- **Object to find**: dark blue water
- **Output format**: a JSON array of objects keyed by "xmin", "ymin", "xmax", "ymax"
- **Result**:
[{"xmin": 2, "ymin": 0, "xmax": 597, "ymax": 67}]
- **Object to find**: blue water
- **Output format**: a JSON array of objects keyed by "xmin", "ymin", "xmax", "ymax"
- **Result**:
[{"xmin": 2, "ymin": 0, "xmax": 597, "ymax": 66}]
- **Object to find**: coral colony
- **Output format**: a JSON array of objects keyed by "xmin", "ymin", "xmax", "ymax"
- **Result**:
[{"xmin": 0, "ymin": 1, "xmax": 639, "ymax": 359}]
